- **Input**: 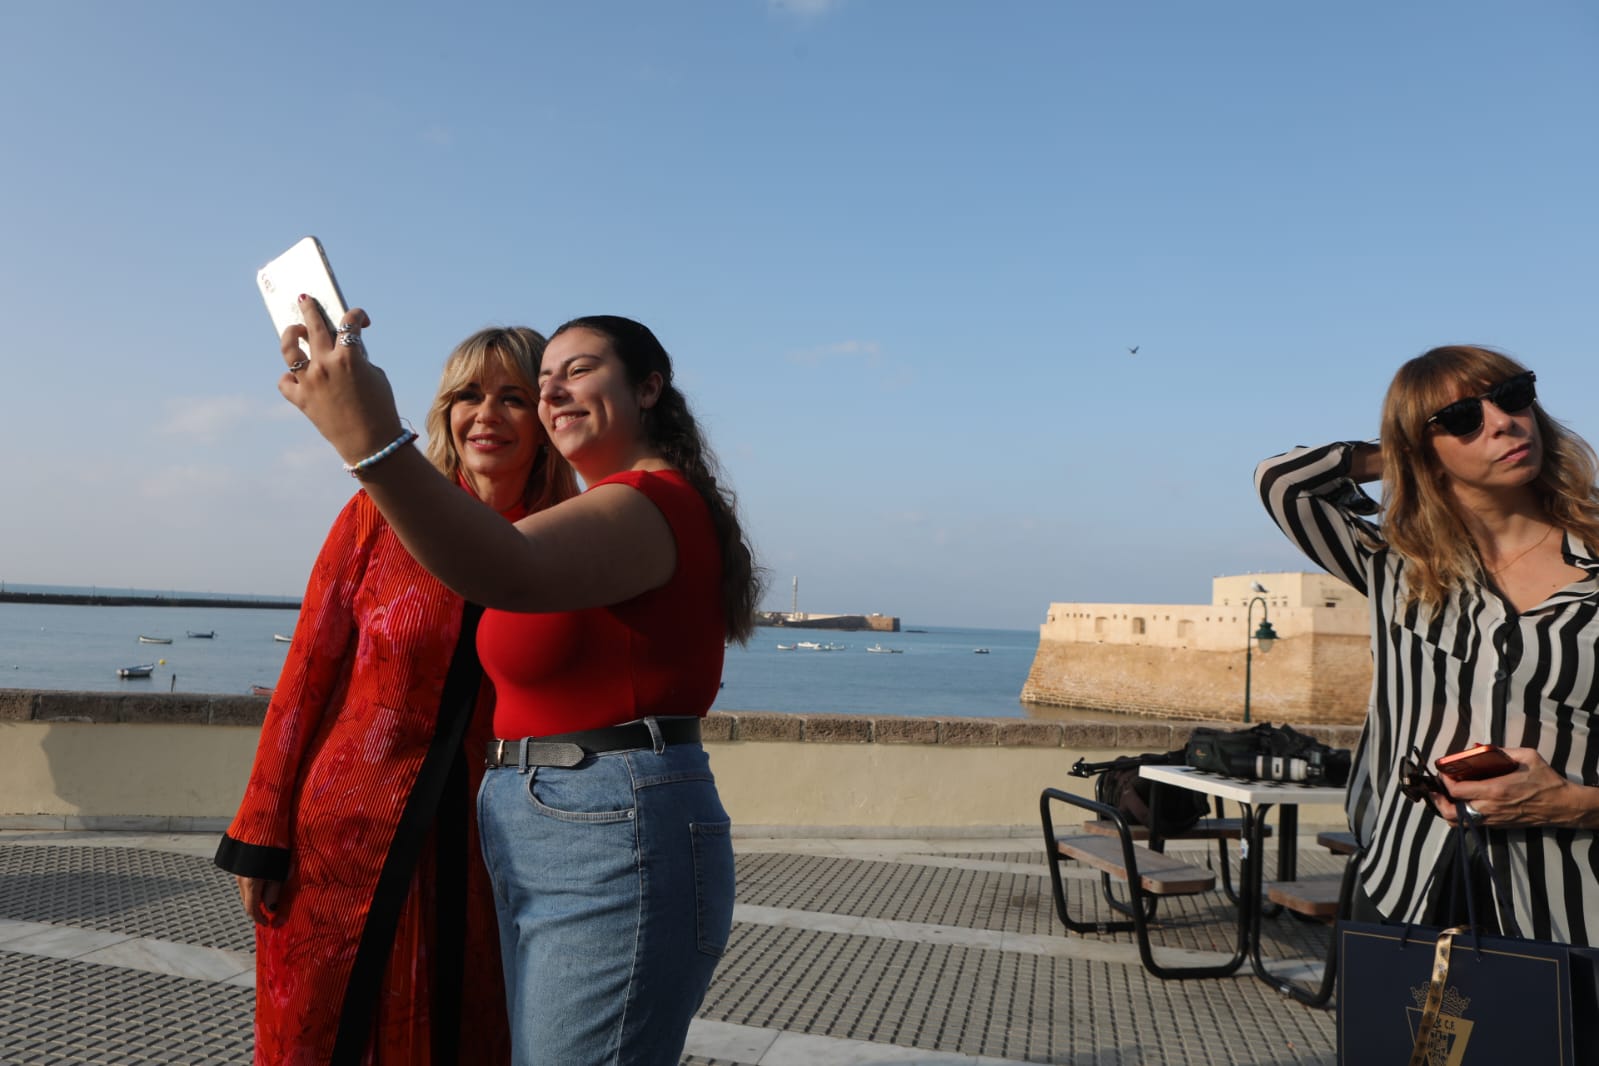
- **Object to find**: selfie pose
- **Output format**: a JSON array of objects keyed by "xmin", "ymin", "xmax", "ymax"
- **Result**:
[
  {"xmin": 276, "ymin": 303, "xmax": 757, "ymax": 1064},
  {"xmin": 1257, "ymin": 345, "xmax": 1599, "ymax": 945},
  {"xmin": 217, "ymin": 327, "xmax": 577, "ymax": 1063}
]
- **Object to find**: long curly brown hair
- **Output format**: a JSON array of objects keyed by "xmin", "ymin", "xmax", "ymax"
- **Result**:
[
  {"xmin": 549, "ymin": 316, "xmax": 764, "ymax": 644},
  {"xmin": 1379, "ymin": 345, "xmax": 1599, "ymax": 609}
]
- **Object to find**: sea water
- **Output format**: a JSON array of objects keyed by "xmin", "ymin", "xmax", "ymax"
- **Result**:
[
  {"xmin": 0, "ymin": 602, "xmax": 298, "ymax": 696},
  {"xmin": 0, "ymin": 601, "xmax": 1050, "ymax": 718},
  {"xmin": 718, "ymin": 627, "xmax": 1041, "ymax": 717}
]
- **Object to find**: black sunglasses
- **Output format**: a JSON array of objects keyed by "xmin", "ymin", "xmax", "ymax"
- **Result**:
[
  {"xmin": 1398, "ymin": 748, "xmax": 1445, "ymax": 803},
  {"xmin": 1426, "ymin": 371, "xmax": 1537, "ymax": 437}
]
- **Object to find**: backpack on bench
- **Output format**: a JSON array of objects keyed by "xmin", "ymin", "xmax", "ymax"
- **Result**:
[{"xmin": 1069, "ymin": 747, "xmax": 1211, "ymax": 838}]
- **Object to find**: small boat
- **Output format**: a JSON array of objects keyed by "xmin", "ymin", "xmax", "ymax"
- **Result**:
[
  {"xmin": 250, "ymin": 684, "xmax": 275, "ymax": 697},
  {"xmin": 117, "ymin": 664, "xmax": 155, "ymax": 679},
  {"xmin": 796, "ymin": 641, "xmax": 823, "ymax": 650},
  {"xmin": 776, "ymin": 643, "xmax": 796, "ymax": 651},
  {"xmin": 138, "ymin": 635, "xmax": 173, "ymax": 645},
  {"xmin": 187, "ymin": 630, "xmax": 216, "ymax": 639},
  {"xmin": 905, "ymin": 628, "xmax": 928, "ymax": 634},
  {"xmin": 273, "ymin": 634, "xmax": 293, "ymax": 643},
  {"xmin": 824, "ymin": 642, "xmax": 848, "ymax": 651},
  {"xmin": 866, "ymin": 644, "xmax": 904, "ymax": 654},
  {"xmin": 973, "ymin": 647, "xmax": 990, "ymax": 654}
]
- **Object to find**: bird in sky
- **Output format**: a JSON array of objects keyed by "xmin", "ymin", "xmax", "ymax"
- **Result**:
[{"xmin": 1127, "ymin": 345, "xmax": 1139, "ymax": 355}]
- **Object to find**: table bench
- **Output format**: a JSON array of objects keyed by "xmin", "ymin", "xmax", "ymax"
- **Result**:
[
  {"xmin": 1263, "ymin": 833, "xmax": 1355, "ymax": 921},
  {"xmin": 1129, "ymin": 766, "xmax": 1349, "ymax": 992},
  {"xmin": 1053, "ymin": 833, "xmax": 1217, "ymax": 896},
  {"xmin": 1040, "ymin": 787, "xmax": 1246, "ymax": 980},
  {"xmin": 1080, "ymin": 817, "xmax": 1265, "ymax": 841},
  {"xmin": 1259, "ymin": 830, "xmax": 1361, "ymax": 1006},
  {"xmin": 1265, "ymin": 875, "xmax": 1344, "ymax": 918},
  {"xmin": 1083, "ymin": 815, "xmax": 1274, "ymax": 904},
  {"xmin": 1317, "ymin": 830, "xmax": 1358, "ymax": 855}
]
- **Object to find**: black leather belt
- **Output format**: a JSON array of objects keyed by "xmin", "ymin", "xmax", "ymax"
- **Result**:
[{"xmin": 485, "ymin": 717, "xmax": 702, "ymax": 771}]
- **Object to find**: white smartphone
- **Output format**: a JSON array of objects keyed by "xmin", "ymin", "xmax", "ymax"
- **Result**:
[{"xmin": 256, "ymin": 236, "xmax": 349, "ymax": 352}]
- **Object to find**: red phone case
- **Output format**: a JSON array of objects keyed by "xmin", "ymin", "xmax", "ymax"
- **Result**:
[{"xmin": 1437, "ymin": 744, "xmax": 1515, "ymax": 780}]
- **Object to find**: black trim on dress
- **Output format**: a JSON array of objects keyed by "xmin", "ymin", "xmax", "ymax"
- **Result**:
[
  {"xmin": 213, "ymin": 834, "xmax": 291, "ymax": 882},
  {"xmin": 330, "ymin": 603, "xmax": 484, "ymax": 1066}
]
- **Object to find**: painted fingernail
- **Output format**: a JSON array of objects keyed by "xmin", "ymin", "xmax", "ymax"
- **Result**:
[{"xmin": 298, "ymin": 294, "xmax": 309, "ymax": 302}]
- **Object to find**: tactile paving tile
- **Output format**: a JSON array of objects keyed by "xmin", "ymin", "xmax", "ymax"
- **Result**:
[
  {"xmin": 743, "ymin": 845, "xmax": 1343, "ymax": 965},
  {"xmin": 735, "ymin": 848, "xmax": 1339, "ymax": 965},
  {"xmin": 0, "ymin": 840, "xmax": 1344, "ymax": 1064},
  {"xmin": 737, "ymin": 852, "xmax": 1065, "ymax": 935},
  {"xmin": 0, "ymin": 950, "xmax": 254, "ymax": 1064},
  {"xmin": 702, "ymin": 922, "xmax": 1337, "ymax": 1064},
  {"xmin": 1051, "ymin": 846, "xmax": 1345, "ymax": 965},
  {"xmin": 0, "ymin": 846, "xmax": 252, "ymax": 952}
]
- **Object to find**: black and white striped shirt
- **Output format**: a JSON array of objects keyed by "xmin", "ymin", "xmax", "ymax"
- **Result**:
[{"xmin": 1257, "ymin": 440, "xmax": 1599, "ymax": 945}]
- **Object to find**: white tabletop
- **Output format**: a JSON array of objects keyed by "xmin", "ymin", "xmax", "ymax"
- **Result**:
[{"xmin": 1139, "ymin": 764, "xmax": 1347, "ymax": 806}]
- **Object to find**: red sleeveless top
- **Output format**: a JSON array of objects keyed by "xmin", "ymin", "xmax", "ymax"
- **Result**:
[{"xmin": 478, "ymin": 469, "xmax": 725, "ymax": 737}]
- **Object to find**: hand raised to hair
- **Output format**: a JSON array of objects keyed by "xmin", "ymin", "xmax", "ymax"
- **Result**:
[{"xmin": 277, "ymin": 298, "xmax": 404, "ymax": 465}]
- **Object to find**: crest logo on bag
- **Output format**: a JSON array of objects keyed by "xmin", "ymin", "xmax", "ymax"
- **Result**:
[{"xmin": 1405, "ymin": 984, "xmax": 1473, "ymax": 1066}]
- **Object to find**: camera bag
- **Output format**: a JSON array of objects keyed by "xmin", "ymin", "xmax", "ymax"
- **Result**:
[{"xmin": 1184, "ymin": 722, "xmax": 1352, "ymax": 786}]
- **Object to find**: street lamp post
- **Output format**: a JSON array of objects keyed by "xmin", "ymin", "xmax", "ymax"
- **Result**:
[{"xmin": 1243, "ymin": 595, "xmax": 1279, "ymax": 724}]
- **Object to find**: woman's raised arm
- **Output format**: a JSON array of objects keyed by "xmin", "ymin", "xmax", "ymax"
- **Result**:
[{"xmin": 278, "ymin": 300, "xmax": 676, "ymax": 611}]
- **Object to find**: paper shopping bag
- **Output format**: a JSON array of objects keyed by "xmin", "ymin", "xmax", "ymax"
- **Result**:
[{"xmin": 1336, "ymin": 920, "xmax": 1599, "ymax": 1065}]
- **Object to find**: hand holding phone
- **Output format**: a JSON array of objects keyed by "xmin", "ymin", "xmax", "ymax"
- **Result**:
[
  {"xmin": 1436, "ymin": 744, "xmax": 1517, "ymax": 781},
  {"xmin": 257, "ymin": 237, "xmax": 349, "ymax": 353}
]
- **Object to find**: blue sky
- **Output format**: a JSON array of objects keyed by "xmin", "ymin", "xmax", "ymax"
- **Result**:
[{"xmin": 1, "ymin": 2, "xmax": 1595, "ymax": 630}]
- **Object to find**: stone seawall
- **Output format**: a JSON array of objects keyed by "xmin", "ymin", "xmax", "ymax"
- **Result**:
[
  {"xmin": 0, "ymin": 687, "xmax": 1361, "ymax": 743},
  {"xmin": 1021, "ymin": 635, "xmax": 1370, "ymax": 725},
  {"xmin": 0, "ymin": 689, "xmax": 1364, "ymax": 833}
]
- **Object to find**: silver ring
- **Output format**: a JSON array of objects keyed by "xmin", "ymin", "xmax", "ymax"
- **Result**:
[
  {"xmin": 1463, "ymin": 802, "xmax": 1485, "ymax": 825},
  {"xmin": 335, "ymin": 323, "xmax": 359, "ymax": 334},
  {"xmin": 338, "ymin": 332, "xmax": 363, "ymax": 348},
  {"xmin": 288, "ymin": 357, "xmax": 310, "ymax": 373}
]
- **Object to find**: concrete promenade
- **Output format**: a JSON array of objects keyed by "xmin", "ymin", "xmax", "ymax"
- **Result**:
[{"xmin": 0, "ymin": 827, "xmax": 1343, "ymax": 1065}]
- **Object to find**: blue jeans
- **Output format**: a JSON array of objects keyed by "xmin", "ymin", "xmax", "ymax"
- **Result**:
[{"xmin": 476, "ymin": 729, "xmax": 735, "ymax": 1066}]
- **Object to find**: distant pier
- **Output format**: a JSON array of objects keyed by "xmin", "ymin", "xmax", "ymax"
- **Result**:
[
  {"xmin": 757, "ymin": 611, "xmax": 899, "ymax": 633},
  {"xmin": 0, "ymin": 591, "xmax": 300, "ymax": 611}
]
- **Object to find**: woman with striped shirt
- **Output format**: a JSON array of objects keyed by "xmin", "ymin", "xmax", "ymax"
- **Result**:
[{"xmin": 1257, "ymin": 344, "xmax": 1599, "ymax": 945}]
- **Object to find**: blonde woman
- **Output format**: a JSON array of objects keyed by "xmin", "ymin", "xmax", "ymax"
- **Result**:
[
  {"xmin": 218, "ymin": 327, "xmax": 577, "ymax": 1063},
  {"xmin": 1258, "ymin": 345, "xmax": 1599, "ymax": 946}
]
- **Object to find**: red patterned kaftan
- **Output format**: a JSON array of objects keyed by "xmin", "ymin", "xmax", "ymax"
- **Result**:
[{"xmin": 216, "ymin": 492, "xmax": 510, "ymax": 1065}]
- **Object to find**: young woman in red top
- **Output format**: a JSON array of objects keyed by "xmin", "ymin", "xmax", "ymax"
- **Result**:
[
  {"xmin": 219, "ymin": 326, "xmax": 578, "ymax": 1064},
  {"xmin": 277, "ymin": 306, "xmax": 759, "ymax": 1065}
]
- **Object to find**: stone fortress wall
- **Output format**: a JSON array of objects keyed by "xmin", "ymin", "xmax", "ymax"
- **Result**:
[{"xmin": 1022, "ymin": 572, "xmax": 1374, "ymax": 725}]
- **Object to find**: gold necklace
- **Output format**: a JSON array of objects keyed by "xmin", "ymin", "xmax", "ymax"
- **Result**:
[{"xmin": 1487, "ymin": 523, "xmax": 1555, "ymax": 575}]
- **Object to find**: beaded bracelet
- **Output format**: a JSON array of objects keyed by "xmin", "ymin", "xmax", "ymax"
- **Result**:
[{"xmin": 343, "ymin": 427, "xmax": 419, "ymax": 479}]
